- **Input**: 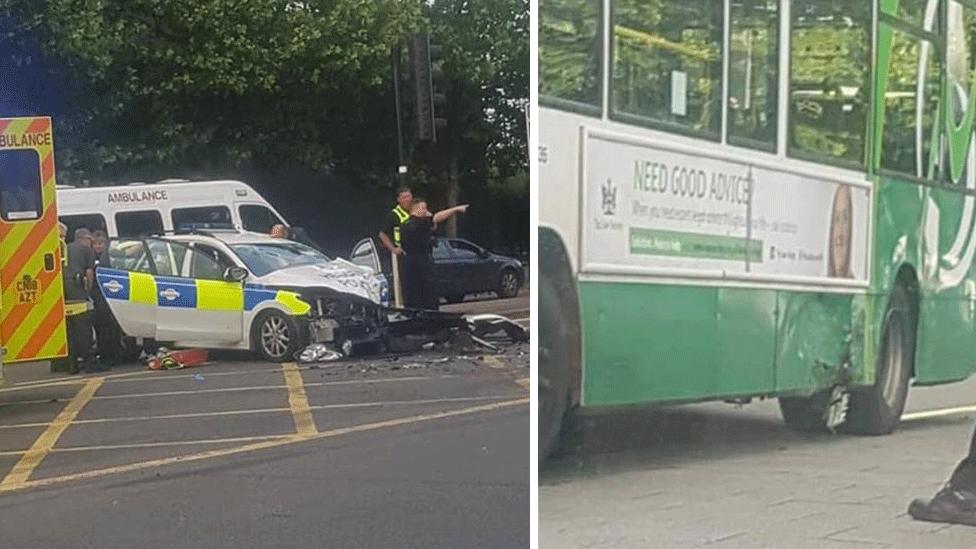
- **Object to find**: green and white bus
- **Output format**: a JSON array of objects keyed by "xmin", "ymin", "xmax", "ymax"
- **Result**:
[{"xmin": 539, "ymin": 0, "xmax": 976, "ymax": 456}]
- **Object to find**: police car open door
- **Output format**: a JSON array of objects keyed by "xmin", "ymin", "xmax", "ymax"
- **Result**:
[
  {"xmin": 350, "ymin": 237, "xmax": 381, "ymax": 273},
  {"xmin": 0, "ymin": 117, "xmax": 68, "ymax": 363}
]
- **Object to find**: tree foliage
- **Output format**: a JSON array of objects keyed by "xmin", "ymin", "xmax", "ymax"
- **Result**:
[
  {"xmin": 0, "ymin": 0, "xmax": 528, "ymax": 249},
  {"xmin": 0, "ymin": 0, "xmax": 421, "ymax": 181}
]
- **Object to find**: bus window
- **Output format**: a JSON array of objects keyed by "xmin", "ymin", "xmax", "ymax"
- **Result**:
[
  {"xmin": 611, "ymin": 0, "xmax": 724, "ymax": 138},
  {"xmin": 239, "ymin": 204, "xmax": 283, "ymax": 234},
  {"xmin": 60, "ymin": 214, "xmax": 107, "ymax": 242},
  {"xmin": 880, "ymin": 29, "xmax": 940, "ymax": 178},
  {"xmin": 539, "ymin": 0, "xmax": 602, "ymax": 109},
  {"xmin": 116, "ymin": 210, "xmax": 164, "ymax": 238},
  {"xmin": 0, "ymin": 149, "xmax": 42, "ymax": 222},
  {"xmin": 728, "ymin": 1, "xmax": 779, "ymax": 151},
  {"xmin": 172, "ymin": 205, "xmax": 232, "ymax": 230},
  {"xmin": 789, "ymin": 0, "xmax": 871, "ymax": 167}
]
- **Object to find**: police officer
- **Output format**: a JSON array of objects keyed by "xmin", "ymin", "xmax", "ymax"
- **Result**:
[
  {"xmin": 398, "ymin": 199, "xmax": 468, "ymax": 310},
  {"xmin": 63, "ymin": 228, "xmax": 99, "ymax": 374},
  {"xmin": 379, "ymin": 186, "xmax": 412, "ymax": 263},
  {"xmin": 91, "ymin": 231, "xmax": 120, "ymax": 367}
]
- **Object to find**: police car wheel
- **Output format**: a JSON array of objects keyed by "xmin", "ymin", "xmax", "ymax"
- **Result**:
[{"xmin": 253, "ymin": 310, "xmax": 303, "ymax": 362}]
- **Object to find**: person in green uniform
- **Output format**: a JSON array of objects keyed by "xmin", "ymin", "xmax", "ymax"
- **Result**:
[{"xmin": 379, "ymin": 186, "xmax": 413, "ymax": 260}]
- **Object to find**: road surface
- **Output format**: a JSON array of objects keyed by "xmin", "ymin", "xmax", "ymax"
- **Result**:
[
  {"xmin": 0, "ymin": 341, "xmax": 528, "ymax": 548},
  {"xmin": 541, "ymin": 377, "xmax": 976, "ymax": 548}
]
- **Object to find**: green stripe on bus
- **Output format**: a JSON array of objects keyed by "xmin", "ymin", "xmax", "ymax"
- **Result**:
[{"xmin": 628, "ymin": 228, "xmax": 763, "ymax": 262}]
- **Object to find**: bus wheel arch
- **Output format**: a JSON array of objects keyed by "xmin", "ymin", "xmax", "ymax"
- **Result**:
[
  {"xmin": 539, "ymin": 227, "xmax": 581, "ymax": 459},
  {"xmin": 843, "ymin": 266, "xmax": 918, "ymax": 434}
]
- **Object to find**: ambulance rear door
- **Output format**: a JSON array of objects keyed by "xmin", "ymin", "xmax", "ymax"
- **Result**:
[{"xmin": 0, "ymin": 117, "xmax": 68, "ymax": 363}]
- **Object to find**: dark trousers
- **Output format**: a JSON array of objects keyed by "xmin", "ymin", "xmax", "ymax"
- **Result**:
[
  {"xmin": 401, "ymin": 256, "xmax": 438, "ymax": 310},
  {"xmin": 93, "ymin": 304, "xmax": 122, "ymax": 365},
  {"xmin": 66, "ymin": 310, "xmax": 94, "ymax": 367},
  {"xmin": 950, "ymin": 425, "xmax": 976, "ymax": 490}
]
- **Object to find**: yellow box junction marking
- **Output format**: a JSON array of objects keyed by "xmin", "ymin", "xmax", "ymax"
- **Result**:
[
  {"xmin": 0, "ymin": 377, "xmax": 103, "ymax": 488},
  {"xmin": 282, "ymin": 362, "xmax": 317, "ymax": 435},
  {"xmin": 0, "ymin": 397, "xmax": 528, "ymax": 495}
]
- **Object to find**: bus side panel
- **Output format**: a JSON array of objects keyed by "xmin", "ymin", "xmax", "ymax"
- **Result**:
[
  {"xmin": 774, "ymin": 292, "xmax": 853, "ymax": 394},
  {"xmin": 875, "ymin": 176, "xmax": 976, "ymax": 385},
  {"xmin": 579, "ymin": 282, "xmax": 776, "ymax": 406}
]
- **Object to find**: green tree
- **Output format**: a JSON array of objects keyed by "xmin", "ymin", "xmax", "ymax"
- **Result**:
[
  {"xmin": 0, "ymin": 0, "xmax": 420, "ymax": 181},
  {"xmin": 417, "ymin": 0, "xmax": 529, "ymax": 237}
]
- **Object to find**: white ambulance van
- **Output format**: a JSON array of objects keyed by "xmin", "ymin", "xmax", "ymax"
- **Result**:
[{"xmin": 57, "ymin": 179, "xmax": 290, "ymax": 239}]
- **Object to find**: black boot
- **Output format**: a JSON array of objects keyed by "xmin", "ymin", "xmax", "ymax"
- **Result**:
[{"xmin": 909, "ymin": 484, "xmax": 976, "ymax": 527}]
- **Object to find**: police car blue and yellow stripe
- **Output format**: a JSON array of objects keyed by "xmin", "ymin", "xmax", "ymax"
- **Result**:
[{"xmin": 96, "ymin": 268, "xmax": 310, "ymax": 315}]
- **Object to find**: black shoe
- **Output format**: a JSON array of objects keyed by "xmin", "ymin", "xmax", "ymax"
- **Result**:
[{"xmin": 909, "ymin": 484, "xmax": 976, "ymax": 527}]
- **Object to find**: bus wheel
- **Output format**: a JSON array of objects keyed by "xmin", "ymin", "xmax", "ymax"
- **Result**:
[
  {"xmin": 844, "ymin": 284, "xmax": 914, "ymax": 435},
  {"xmin": 778, "ymin": 395, "xmax": 829, "ymax": 433},
  {"xmin": 540, "ymin": 274, "xmax": 571, "ymax": 459}
]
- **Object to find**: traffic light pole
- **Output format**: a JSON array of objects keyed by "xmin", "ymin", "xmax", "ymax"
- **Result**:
[{"xmin": 390, "ymin": 44, "xmax": 407, "ymax": 186}]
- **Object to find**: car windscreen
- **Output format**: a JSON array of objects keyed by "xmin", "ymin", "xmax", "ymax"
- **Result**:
[{"xmin": 230, "ymin": 242, "xmax": 331, "ymax": 277}]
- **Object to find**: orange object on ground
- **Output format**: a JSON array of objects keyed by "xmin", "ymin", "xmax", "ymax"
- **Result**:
[
  {"xmin": 167, "ymin": 349, "xmax": 208, "ymax": 366},
  {"xmin": 146, "ymin": 348, "xmax": 208, "ymax": 370}
]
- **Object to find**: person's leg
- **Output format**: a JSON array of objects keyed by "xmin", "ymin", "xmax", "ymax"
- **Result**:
[
  {"xmin": 94, "ymin": 306, "xmax": 120, "ymax": 366},
  {"xmin": 949, "ymin": 425, "xmax": 976, "ymax": 491},
  {"xmin": 402, "ymin": 260, "xmax": 422, "ymax": 308},
  {"xmin": 421, "ymin": 263, "xmax": 438, "ymax": 311},
  {"xmin": 77, "ymin": 311, "xmax": 95, "ymax": 370},
  {"xmin": 909, "ymin": 421, "xmax": 976, "ymax": 525}
]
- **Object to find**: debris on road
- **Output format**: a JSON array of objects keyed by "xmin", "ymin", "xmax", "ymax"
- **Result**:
[
  {"xmin": 146, "ymin": 348, "xmax": 209, "ymax": 370},
  {"xmin": 466, "ymin": 314, "xmax": 529, "ymax": 343},
  {"xmin": 298, "ymin": 343, "xmax": 344, "ymax": 364}
]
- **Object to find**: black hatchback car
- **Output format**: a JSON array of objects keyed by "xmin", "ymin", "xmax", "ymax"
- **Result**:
[{"xmin": 431, "ymin": 237, "xmax": 523, "ymax": 303}]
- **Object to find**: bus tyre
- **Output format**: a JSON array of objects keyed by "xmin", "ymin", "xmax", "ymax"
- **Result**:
[
  {"xmin": 844, "ymin": 284, "xmax": 914, "ymax": 435},
  {"xmin": 540, "ymin": 274, "xmax": 572, "ymax": 459},
  {"xmin": 778, "ymin": 395, "xmax": 829, "ymax": 433},
  {"xmin": 253, "ymin": 310, "xmax": 304, "ymax": 363}
]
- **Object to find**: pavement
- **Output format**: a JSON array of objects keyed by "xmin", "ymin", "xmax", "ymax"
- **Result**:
[
  {"xmin": 541, "ymin": 377, "xmax": 976, "ymax": 548},
  {"xmin": 0, "ymin": 298, "xmax": 529, "ymax": 548}
]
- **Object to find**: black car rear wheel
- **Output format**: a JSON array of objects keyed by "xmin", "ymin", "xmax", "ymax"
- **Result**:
[{"xmin": 497, "ymin": 269, "xmax": 520, "ymax": 298}]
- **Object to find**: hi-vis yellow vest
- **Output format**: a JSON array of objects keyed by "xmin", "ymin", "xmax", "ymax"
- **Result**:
[{"xmin": 391, "ymin": 205, "xmax": 409, "ymax": 246}]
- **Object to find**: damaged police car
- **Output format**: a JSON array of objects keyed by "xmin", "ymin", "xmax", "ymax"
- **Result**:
[{"xmin": 96, "ymin": 230, "xmax": 391, "ymax": 361}]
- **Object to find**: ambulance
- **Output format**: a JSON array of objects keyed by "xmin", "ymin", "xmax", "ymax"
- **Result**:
[
  {"xmin": 0, "ymin": 116, "xmax": 69, "ymax": 384},
  {"xmin": 56, "ymin": 179, "xmax": 290, "ymax": 239}
]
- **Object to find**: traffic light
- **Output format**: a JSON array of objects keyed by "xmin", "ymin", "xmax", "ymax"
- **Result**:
[{"xmin": 408, "ymin": 33, "xmax": 447, "ymax": 142}]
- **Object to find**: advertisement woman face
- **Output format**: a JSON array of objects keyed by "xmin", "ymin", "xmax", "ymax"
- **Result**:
[{"xmin": 828, "ymin": 185, "xmax": 854, "ymax": 278}]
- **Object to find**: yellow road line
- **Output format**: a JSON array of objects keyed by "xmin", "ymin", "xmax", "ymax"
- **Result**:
[
  {"xmin": 0, "ymin": 378, "xmax": 103, "ymax": 488},
  {"xmin": 902, "ymin": 404, "xmax": 976, "ymax": 422},
  {"xmin": 515, "ymin": 378, "xmax": 530, "ymax": 389},
  {"xmin": 282, "ymin": 362, "xmax": 317, "ymax": 435},
  {"xmin": 0, "ymin": 395, "xmax": 515, "ymax": 430},
  {"xmin": 0, "ymin": 397, "xmax": 528, "ymax": 495}
]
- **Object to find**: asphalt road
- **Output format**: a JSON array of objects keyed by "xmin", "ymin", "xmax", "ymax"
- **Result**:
[
  {"xmin": 541, "ymin": 377, "xmax": 976, "ymax": 548},
  {"xmin": 0, "ymin": 337, "xmax": 529, "ymax": 548}
]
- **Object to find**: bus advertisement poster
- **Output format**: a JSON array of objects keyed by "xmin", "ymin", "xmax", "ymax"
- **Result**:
[{"xmin": 580, "ymin": 129, "xmax": 870, "ymax": 285}]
